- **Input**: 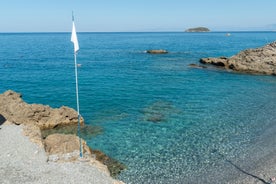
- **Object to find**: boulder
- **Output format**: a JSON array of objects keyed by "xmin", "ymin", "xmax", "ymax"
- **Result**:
[
  {"xmin": 0, "ymin": 90, "xmax": 84, "ymax": 130},
  {"xmin": 44, "ymin": 133, "xmax": 91, "ymax": 158},
  {"xmin": 44, "ymin": 133, "xmax": 126, "ymax": 177},
  {"xmin": 146, "ymin": 49, "xmax": 168, "ymax": 54},
  {"xmin": 44, "ymin": 133, "xmax": 112, "ymax": 175},
  {"xmin": 199, "ymin": 42, "xmax": 276, "ymax": 75}
]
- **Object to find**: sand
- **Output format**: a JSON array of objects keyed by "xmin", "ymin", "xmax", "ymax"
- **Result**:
[{"xmin": 0, "ymin": 124, "xmax": 122, "ymax": 184}]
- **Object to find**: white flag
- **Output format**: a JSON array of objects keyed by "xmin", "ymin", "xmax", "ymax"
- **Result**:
[{"xmin": 71, "ymin": 21, "xmax": 79, "ymax": 53}]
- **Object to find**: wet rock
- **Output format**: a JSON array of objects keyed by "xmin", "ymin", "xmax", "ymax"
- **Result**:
[
  {"xmin": 90, "ymin": 149, "xmax": 127, "ymax": 177},
  {"xmin": 0, "ymin": 90, "xmax": 84, "ymax": 130},
  {"xmin": 200, "ymin": 57, "xmax": 228, "ymax": 67},
  {"xmin": 199, "ymin": 42, "xmax": 276, "ymax": 75}
]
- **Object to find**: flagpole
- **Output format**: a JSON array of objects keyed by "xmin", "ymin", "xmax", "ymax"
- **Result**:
[
  {"xmin": 74, "ymin": 52, "xmax": 83, "ymax": 158},
  {"xmin": 71, "ymin": 12, "xmax": 83, "ymax": 158}
]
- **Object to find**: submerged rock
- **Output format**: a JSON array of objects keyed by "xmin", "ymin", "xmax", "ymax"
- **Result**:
[
  {"xmin": 90, "ymin": 149, "xmax": 127, "ymax": 178},
  {"xmin": 200, "ymin": 42, "xmax": 276, "ymax": 75},
  {"xmin": 0, "ymin": 90, "xmax": 84, "ymax": 130},
  {"xmin": 189, "ymin": 63, "xmax": 208, "ymax": 69},
  {"xmin": 146, "ymin": 113, "xmax": 165, "ymax": 123},
  {"xmin": 141, "ymin": 100, "xmax": 179, "ymax": 123}
]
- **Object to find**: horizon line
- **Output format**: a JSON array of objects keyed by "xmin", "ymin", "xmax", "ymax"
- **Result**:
[{"xmin": 1, "ymin": 30, "xmax": 276, "ymax": 34}]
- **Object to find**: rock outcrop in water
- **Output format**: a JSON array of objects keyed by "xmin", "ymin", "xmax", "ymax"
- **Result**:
[
  {"xmin": 0, "ymin": 90, "xmax": 84, "ymax": 130},
  {"xmin": 0, "ymin": 90, "xmax": 125, "ymax": 179},
  {"xmin": 199, "ymin": 42, "xmax": 276, "ymax": 75},
  {"xmin": 146, "ymin": 49, "xmax": 168, "ymax": 54}
]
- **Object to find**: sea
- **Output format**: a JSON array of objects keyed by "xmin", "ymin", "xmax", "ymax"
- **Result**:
[{"xmin": 1, "ymin": 32, "xmax": 276, "ymax": 183}]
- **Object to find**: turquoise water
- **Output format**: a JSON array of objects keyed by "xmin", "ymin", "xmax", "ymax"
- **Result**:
[{"xmin": 1, "ymin": 32, "xmax": 276, "ymax": 183}]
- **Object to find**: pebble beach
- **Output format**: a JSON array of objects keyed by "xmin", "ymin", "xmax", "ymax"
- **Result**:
[
  {"xmin": 0, "ymin": 123, "xmax": 122, "ymax": 184},
  {"xmin": 0, "ymin": 122, "xmax": 275, "ymax": 183}
]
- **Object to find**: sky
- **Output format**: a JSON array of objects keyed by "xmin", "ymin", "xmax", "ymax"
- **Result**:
[{"xmin": 1, "ymin": 0, "xmax": 276, "ymax": 32}]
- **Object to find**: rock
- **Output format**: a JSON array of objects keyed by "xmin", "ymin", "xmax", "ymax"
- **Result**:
[
  {"xmin": 41, "ymin": 133, "xmax": 114, "ymax": 177},
  {"xmin": 0, "ymin": 90, "xmax": 84, "ymax": 130},
  {"xmin": 199, "ymin": 57, "xmax": 228, "ymax": 67},
  {"xmin": 41, "ymin": 124, "xmax": 103, "ymax": 139},
  {"xmin": 185, "ymin": 27, "xmax": 210, "ymax": 32},
  {"xmin": 23, "ymin": 124, "xmax": 44, "ymax": 147},
  {"xmin": 146, "ymin": 49, "xmax": 168, "ymax": 54},
  {"xmin": 90, "ymin": 149, "xmax": 127, "ymax": 177},
  {"xmin": 44, "ymin": 133, "xmax": 126, "ymax": 177},
  {"xmin": 199, "ymin": 42, "xmax": 276, "ymax": 75},
  {"xmin": 44, "ymin": 133, "xmax": 91, "ymax": 160},
  {"xmin": 0, "ymin": 90, "xmax": 125, "ymax": 182}
]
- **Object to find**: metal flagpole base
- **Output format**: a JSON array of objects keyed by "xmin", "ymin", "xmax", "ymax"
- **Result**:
[{"xmin": 78, "ymin": 157, "xmax": 90, "ymax": 162}]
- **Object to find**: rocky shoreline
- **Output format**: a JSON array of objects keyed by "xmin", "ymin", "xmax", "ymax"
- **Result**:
[
  {"xmin": 198, "ymin": 41, "xmax": 276, "ymax": 75},
  {"xmin": 0, "ymin": 90, "xmax": 124, "ymax": 184}
]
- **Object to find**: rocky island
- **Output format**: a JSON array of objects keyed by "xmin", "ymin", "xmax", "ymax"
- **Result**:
[
  {"xmin": 185, "ymin": 27, "xmax": 210, "ymax": 32},
  {"xmin": 199, "ymin": 41, "xmax": 276, "ymax": 75}
]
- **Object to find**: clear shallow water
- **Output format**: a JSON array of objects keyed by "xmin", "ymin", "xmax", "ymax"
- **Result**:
[{"xmin": 1, "ymin": 32, "xmax": 276, "ymax": 183}]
